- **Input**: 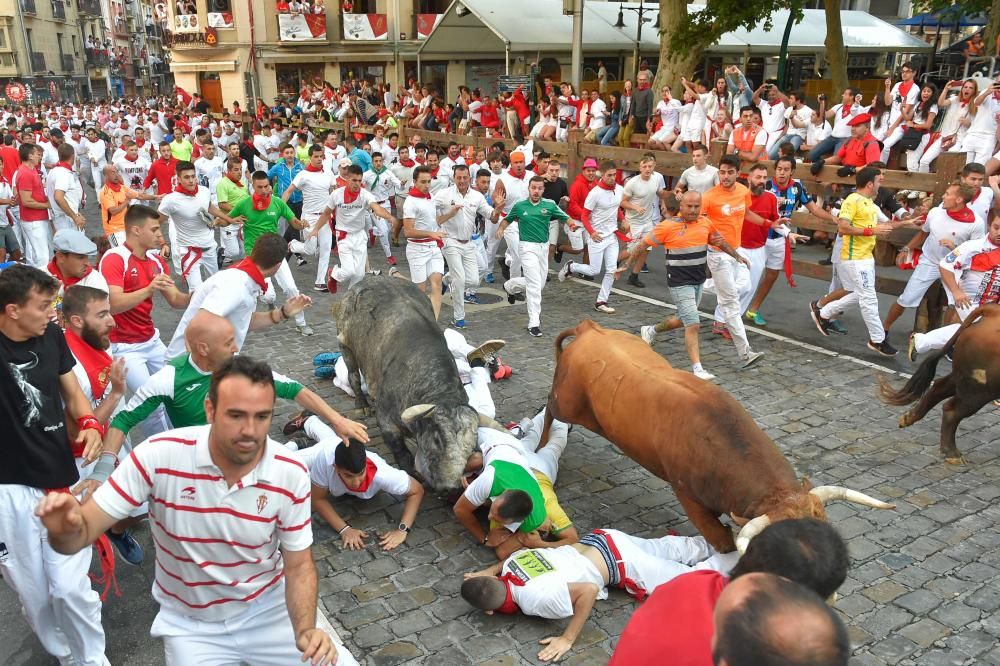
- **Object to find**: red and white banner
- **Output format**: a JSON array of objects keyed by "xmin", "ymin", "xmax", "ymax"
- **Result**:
[
  {"xmin": 416, "ymin": 13, "xmax": 443, "ymax": 39},
  {"xmin": 342, "ymin": 13, "xmax": 388, "ymax": 40},
  {"xmin": 207, "ymin": 12, "xmax": 234, "ymax": 28},
  {"xmin": 278, "ymin": 13, "xmax": 326, "ymax": 41}
]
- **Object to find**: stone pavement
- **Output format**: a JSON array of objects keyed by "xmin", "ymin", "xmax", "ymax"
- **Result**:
[{"xmin": 2, "ymin": 226, "xmax": 1000, "ymax": 665}]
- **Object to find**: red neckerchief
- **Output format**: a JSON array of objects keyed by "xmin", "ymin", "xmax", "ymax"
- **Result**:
[
  {"xmin": 429, "ymin": 167, "xmax": 439, "ymax": 178},
  {"xmin": 971, "ymin": 189, "xmax": 982, "ymax": 202},
  {"xmin": 173, "ymin": 184, "xmax": 198, "ymax": 196},
  {"xmin": 135, "ymin": 138, "xmax": 145, "ymax": 147},
  {"xmin": 408, "ymin": 187, "xmax": 431, "ymax": 199},
  {"xmin": 47, "ymin": 259, "xmax": 92, "ymax": 287},
  {"xmin": 841, "ymin": 105, "xmax": 852, "ymax": 118},
  {"xmin": 495, "ymin": 572, "xmax": 525, "ymax": 615},
  {"xmin": 349, "ymin": 458, "xmax": 379, "ymax": 493},
  {"xmin": 63, "ymin": 328, "xmax": 113, "ymax": 403},
  {"xmin": 970, "ymin": 247, "xmax": 1000, "ymax": 273},
  {"xmin": 342, "ymin": 188, "xmax": 360, "ymax": 204},
  {"xmin": 226, "ymin": 174, "xmax": 244, "ymax": 186},
  {"xmin": 229, "ymin": 257, "xmax": 269, "ymax": 293},
  {"xmin": 506, "ymin": 168, "xmax": 526, "ymax": 180},
  {"xmin": 56, "ymin": 161, "xmax": 74, "ymax": 171},
  {"xmin": 124, "ymin": 154, "xmax": 139, "ymax": 162},
  {"xmin": 637, "ymin": 83, "xmax": 651, "ymax": 91},
  {"xmin": 305, "ymin": 163, "xmax": 324, "ymax": 172},
  {"xmin": 105, "ymin": 181, "xmax": 123, "ymax": 193},
  {"xmin": 596, "ymin": 179, "xmax": 616, "ymax": 191},
  {"xmin": 898, "ymin": 81, "xmax": 914, "ymax": 99},
  {"xmin": 399, "ymin": 156, "xmax": 415, "ymax": 168},
  {"xmin": 252, "ymin": 193, "xmax": 271, "ymax": 211},
  {"xmin": 946, "ymin": 206, "xmax": 975, "ymax": 223}
]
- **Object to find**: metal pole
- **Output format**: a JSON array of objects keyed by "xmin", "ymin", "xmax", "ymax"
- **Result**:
[
  {"xmin": 633, "ymin": 0, "xmax": 643, "ymax": 82},
  {"xmin": 505, "ymin": 43, "xmax": 510, "ymax": 74},
  {"xmin": 570, "ymin": 0, "xmax": 583, "ymax": 92}
]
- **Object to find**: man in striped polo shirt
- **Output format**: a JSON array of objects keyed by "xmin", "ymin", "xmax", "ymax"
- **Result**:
[
  {"xmin": 36, "ymin": 355, "xmax": 359, "ymax": 666},
  {"xmin": 618, "ymin": 191, "xmax": 748, "ymax": 381}
]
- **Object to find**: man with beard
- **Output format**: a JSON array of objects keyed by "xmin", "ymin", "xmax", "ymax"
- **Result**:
[
  {"xmin": 0, "ymin": 265, "xmax": 109, "ymax": 666},
  {"xmin": 35, "ymin": 355, "xmax": 359, "ymax": 666},
  {"xmin": 61, "ymin": 285, "xmax": 144, "ymax": 565}
]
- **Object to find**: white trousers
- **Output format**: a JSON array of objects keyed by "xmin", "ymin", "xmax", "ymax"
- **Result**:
[
  {"xmin": 329, "ymin": 231, "xmax": 368, "ymax": 290},
  {"xmin": 880, "ymin": 125, "xmax": 905, "ymax": 163},
  {"xmin": 571, "ymin": 236, "xmax": 618, "ymax": 304},
  {"xmin": 20, "ymin": 219, "xmax": 52, "ymax": 268},
  {"xmin": 150, "ymin": 583, "xmax": 359, "ymax": 666},
  {"xmin": 271, "ymin": 259, "xmax": 307, "ymax": 326},
  {"xmin": 287, "ymin": 216, "xmax": 331, "ymax": 285},
  {"xmin": 369, "ymin": 210, "xmax": 392, "ymax": 258},
  {"xmin": 504, "ymin": 240, "xmax": 548, "ymax": 327},
  {"xmin": 905, "ymin": 133, "xmax": 933, "ymax": 173},
  {"xmin": 332, "ymin": 356, "xmax": 368, "ymax": 398},
  {"xmin": 52, "ymin": 214, "xmax": 78, "ymax": 233},
  {"xmin": 443, "ymin": 241, "xmax": 480, "ymax": 321},
  {"xmin": 219, "ymin": 224, "xmax": 244, "ymax": 261},
  {"xmin": 707, "ymin": 251, "xmax": 752, "ymax": 357},
  {"xmin": 443, "ymin": 328, "xmax": 496, "ymax": 418},
  {"xmin": 917, "ymin": 136, "xmax": 949, "ymax": 172},
  {"xmin": 112, "ymin": 332, "xmax": 171, "ymax": 435},
  {"xmin": 178, "ymin": 243, "xmax": 220, "ymax": 291},
  {"xmin": 484, "ymin": 219, "xmax": 503, "ymax": 273},
  {"xmin": 820, "ymin": 258, "xmax": 885, "ymax": 343},
  {"xmin": 0, "ymin": 485, "xmax": 110, "ymax": 666},
  {"xmin": 472, "ymin": 234, "xmax": 490, "ymax": 282},
  {"xmin": 602, "ymin": 529, "xmax": 738, "ymax": 594},
  {"xmin": 896, "ymin": 259, "xmax": 941, "ymax": 309},
  {"xmin": 714, "ymin": 246, "xmax": 760, "ymax": 322},
  {"xmin": 87, "ymin": 163, "xmax": 106, "ymax": 192},
  {"xmin": 828, "ymin": 235, "xmax": 844, "ymax": 293},
  {"xmin": 517, "ymin": 408, "xmax": 569, "ymax": 482},
  {"xmin": 962, "ymin": 131, "xmax": 996, "ymax": 165},
  {"xmin": 503, "ymin": 224, "xmax": 522, "ymax": 278},
  {"xmin": 913, "ymin": 303, "xmax": 974, "ymax": 354}
]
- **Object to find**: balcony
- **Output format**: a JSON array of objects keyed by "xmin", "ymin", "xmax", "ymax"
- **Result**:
[
  {"xmin": 52, "ymin": 0, "xmax": 65, "ymax": 20},
  {"xmin": 78, "ymin": 0, "xmax": 100, "ymax": 16},
  {"xmin": 112, "ymin": 16, "xmax": 128, "ymax": 37},
  {"xmin": 30, "ymin": 51, "xmax": 45, "ymax": 72},
  {"xmin": 62, "ymin": 53, "xmax": 74, "ymax": 71},
  {"xmin": 20, "ymin": 0, "xmax": 36, "ymax": 13},
  {"xmin": 342, "ymin": 13, "xmax": 388, "ymax": 41},
  {"xmin": 85, "ymin": 49, "xmax": 109, "ymax": 67},
  {"xmin": 145, "ymin": 23, "xmax": 163, "ymax": 39}
]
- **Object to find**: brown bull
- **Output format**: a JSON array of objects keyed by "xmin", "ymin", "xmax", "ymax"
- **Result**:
[
  {"xmin": 879, "ymin": 304, "xmax": 1000, "ymax": 464},
  {"xmin": 539, "ymin": 320, "xmax": 894, "ymax": 553}
]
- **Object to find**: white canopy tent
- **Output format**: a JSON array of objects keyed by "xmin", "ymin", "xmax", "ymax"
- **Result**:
[{"xmin": 418, "ymin": 0, "xmax": 933, "ymax": 68}]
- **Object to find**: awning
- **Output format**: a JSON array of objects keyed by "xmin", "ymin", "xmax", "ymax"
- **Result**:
[
  {"xmin": 897, "ymin": 11, "xmax": 988, "ymax": 28},
  {"xmin": 419, "ymin": 0, "xmax": 933, "ymax": 57},
  {"xmin": 169, "ymin": 60, "xmax": 238, "ymax": 72}
]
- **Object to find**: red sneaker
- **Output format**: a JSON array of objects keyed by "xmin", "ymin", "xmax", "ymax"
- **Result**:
[
  {"xmin": 492, "ymin": 364, "xmax": 513, "ymax": 381},
  {"xmin": 386, "ymin": 256, "xmax": 397, "ymax": 266},
  {"xmin": 326, "ymin": 271, "xmax": 338, "ymax": 294}
]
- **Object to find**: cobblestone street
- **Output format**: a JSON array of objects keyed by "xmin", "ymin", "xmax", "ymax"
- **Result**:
[{"xmin": 2, "ymin": 243, "xmax": 999, "ymax": 666}]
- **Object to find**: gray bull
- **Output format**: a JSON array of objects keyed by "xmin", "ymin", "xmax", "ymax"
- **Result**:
[{"xmin": 336, "ymin": 276, "xmax": 490, "ymax": 490}]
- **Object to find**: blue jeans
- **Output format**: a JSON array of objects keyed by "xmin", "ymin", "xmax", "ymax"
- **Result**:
[
  {"xmin": 598, "ymin": 124, "xmax": 620, "ymax": 145},
  {"xmin": 768, "ymin": 135, "xmax": 803, "ymax": 161},
  {"xmin": 808, "ymin": 136, "xmax": 847, "ymax": 162}
]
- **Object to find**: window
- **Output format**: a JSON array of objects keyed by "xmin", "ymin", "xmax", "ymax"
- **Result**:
[
  {"xmin": 25, "ymin": 28, "xmax": 33, "ymax": 52},
  {"xmin": 275, "ymin": 63, "xmax": 325, "ymax": 96}
]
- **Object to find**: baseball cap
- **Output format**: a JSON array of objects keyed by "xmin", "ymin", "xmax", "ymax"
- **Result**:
[
  {"xmin": 509, "ymin": 152, "xmax": 525, "ymax": 163},
  {"xmin": 52, "ymin": 229, "xmax": 97, "ymax": 256},
  {"xmin": 582, "ymin": 158, "xmax": 599, "ymax": 169}
]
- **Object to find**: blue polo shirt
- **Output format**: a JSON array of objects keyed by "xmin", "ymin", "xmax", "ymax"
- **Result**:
[
  {"xmin": 268, "ymin": 160, "xmax": 303, "ymax": 204},
  {"xmin": 348, "ymin": 147, "xmax": 373, "ymax": 173}
]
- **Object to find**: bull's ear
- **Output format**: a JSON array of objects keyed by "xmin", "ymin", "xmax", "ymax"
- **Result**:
[{"xmin": 401, "ymin": 403, "xmax": 437, "ymax": 427}]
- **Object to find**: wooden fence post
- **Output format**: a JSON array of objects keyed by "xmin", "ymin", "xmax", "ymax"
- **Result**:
[
  {"xmin": 567, "ymin": 128, "xmax": 584, "ymax": 178},
  {"xmin": 930, "ymin": 152, "xmax": 966, "ymax": 203},
  {"xmin": 709, "ymin": 139, "xmax": 727, "ymax": 166}
]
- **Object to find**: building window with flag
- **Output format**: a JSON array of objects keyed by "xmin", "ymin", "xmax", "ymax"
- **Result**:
[
  {"xmin": 207, "ymin": 0, "xmax": 234, "ymax": 29},
  {"xmin": 277, "ymin": 0, "xmax": 327, "ymax": 40}
]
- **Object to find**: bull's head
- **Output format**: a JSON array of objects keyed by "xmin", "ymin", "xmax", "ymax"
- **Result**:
[
  {"xmin": 400, "ymin": 403, "xmax": 505, "ymax": 491},
  {"xmin": 735, "ymin": 484, "xmax": 895, "ymax": 554}
]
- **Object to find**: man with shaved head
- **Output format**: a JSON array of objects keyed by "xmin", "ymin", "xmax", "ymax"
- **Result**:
[
  {"xmin": 96, "ymin": 309, "xmax": 368, "ymax": 463},
  {"xmin": 98, "ymin": 163, "xmax": 159, "ymax": 246}
]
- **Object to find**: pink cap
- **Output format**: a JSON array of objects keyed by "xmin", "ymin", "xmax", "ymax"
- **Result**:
[{"xmin": 582, "ymin": 158, "xmax": 599, "ymax": 169}]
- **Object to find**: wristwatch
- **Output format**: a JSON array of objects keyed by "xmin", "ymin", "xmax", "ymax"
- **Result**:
[{"xmin": 398, "ymin": 522, "xmax": 410, "ymax": 533}]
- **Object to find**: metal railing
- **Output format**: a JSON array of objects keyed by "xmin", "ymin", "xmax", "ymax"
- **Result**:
[{"xmin": 85, "ymin": 49, "xmax": 109, "ymax": 66}]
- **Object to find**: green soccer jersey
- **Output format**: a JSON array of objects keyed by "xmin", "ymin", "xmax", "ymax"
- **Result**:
[
  {"xmin": 488, "ymin": 459, "xmax": 548, "ymax": 533},
  {"xmin": 505, "ymin": 198, "xmax": 569, "ymax": 244},
  {"xmin": 215, "ymin": 176, "xmax": 250, "ymax": 210},
  {"xmin": 109, "ymin": 353, "xmax": 303, "ymax": 434},
  {"xmin": 229, "ymin": 195, "xmax": 296, "ymax": 254}
]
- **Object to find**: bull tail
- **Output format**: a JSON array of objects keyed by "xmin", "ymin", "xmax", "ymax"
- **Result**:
[
  {"xmin": 878, "ymin": 308, "xmax": 986, "ymax": 406},
  {"xmin": 553, "ymin": 326, "xmax": 578, "ymax": 364}
]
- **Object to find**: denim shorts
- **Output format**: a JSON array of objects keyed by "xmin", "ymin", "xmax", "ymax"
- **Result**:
[
  {"xmin": 668, "ymin": 283, "xmax": 703, "ymax": 326},
  {"xmin": 0, "ymin": 225, "xmax": 19, "ymax": 254}
]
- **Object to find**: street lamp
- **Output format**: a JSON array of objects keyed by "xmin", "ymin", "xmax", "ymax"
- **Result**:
[{"xmin": 614, "ymin": 1, "xmax": 657, "ymax": 81}]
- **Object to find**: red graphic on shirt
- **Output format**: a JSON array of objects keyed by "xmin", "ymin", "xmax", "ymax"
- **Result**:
[{"xmin": 256, "ymin": 494, "xmax": 269, "ymax": 514}]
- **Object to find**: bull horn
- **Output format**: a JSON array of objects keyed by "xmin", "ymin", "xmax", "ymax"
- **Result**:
[
  {"xmin": 809, "ymin": 486, "xmax": 896, "ymax": 510},
  {"xmin": 477, "ymin": 412, "xmax": 508, "ymax": 432},
  {"xmin": 735, "ymin": 514, "xmax": 772, "ymax": 554},
  {"xmin": 400, "ymin": 403, "xmax": 437, "ymax": 426}
]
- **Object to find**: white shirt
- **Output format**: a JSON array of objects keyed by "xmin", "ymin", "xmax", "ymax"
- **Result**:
[
  {"xmin": 402, "ymin": 193, "xmax": 438, "ymax": 233},
  {"xmin": 434, "ymin": 185, "xmax": 493, "ymax": 242},
  {"xmin": 45, "ymin": 165, "xmax": 83, "ymax": 220},
  {"xmin": 41, "ymin": 141, "xmax": 61, "ymax": 169},
  {"xmin": 785, "ymin": 104, "xmax": 813, "ymax": 139},
  {"xmin": 623, "ymin": 172, "xmax": 666, "ymax": 227},
  {"xmin": 806, "ymin": 120, "xmax": 832, "ymax": 146},
  {"xmin": 758, "ymin": 100, "xmax": 787, "ymax": 135},
  {"xmin": 654, "ymin": 98, "xmax": 682, "ymax": 133},
  {"xmin": 0, "ymin": 180, "xmax": 12, "ymax": 226},
  {"xmin": 502, "ymin": 546, "xmax": 607, "ymax": 619},
  {"xmin": 325, "ymin": 187, "xmax": 376, "ymax": 233},
  {"xmin": 437, "ymin": 155, "xmax": 467, "ymax": 186},
  {"xmin": 92, "ymin": 425, "xmax": 312, "ymax": 622},
  {"xmin": 940, "ymin": 235, "xmax": 1000, "ymax": 304},
  {"xmin": 968, "ymin": 95, "xmax": 1000, "ymax": 136},
  {"xmin": 889, "ymin": 80, "xmax": 920, "ymax": 125},
  {"xmin": 920, "ymin": 207, "xmax": 985, "ymax": 265},
  {"xmin": 588, "ymin": 98, "xmax": 608, "ymax": 130},
  {"xmin": 115, "ymin": 155, "xmax": 152, "ymax": 192},
  {"xmin": 968, "ymin": 186, "xmax": 994, "ymax": 226},
  {"xmin": 194, "ymin": 155, "xmax": 226, "ymax": 196},
  {"xmin": 291, "ymin": 169, "xmax": 335, "ymax": 218},
  {"xmin": 363, "ymin": 168, "xmax": 401, "ymax": 203},
  {"xmin": 830, "ymin": 103, "xmax": 862, "ymax": 138},
  {"xmin": 158, "ymin": 187, "xmax": 215, "ymax": 247},
  {"xmin": 498, "ymin": 169, "xmax": 536, "ymax": 216},
  {"xmin": 678, "ymin": 165, "xmax": 720, "ymax": 195},
  {"xmin": 166, "ymin": 267, "xmax": 265, "ymax": 358},
  {"xmin": 309, "ymin": 448, "xmax": 410, "ymax": 500},
  {"xmin": 583, "ymin": 184, "xmax": 624, "ymax": 237},
  {"xmin": 322, "ymin": 144, "xmax": 347, "ymax": 173},
  {"xmin": 85, "ymin": 138, "xmax": 107, "ymax": 166}
]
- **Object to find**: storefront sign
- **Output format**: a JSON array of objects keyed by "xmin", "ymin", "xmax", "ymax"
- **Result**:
[{"xmin": 5, "ymin": 82, "xmax": 26, "ymax": 102}]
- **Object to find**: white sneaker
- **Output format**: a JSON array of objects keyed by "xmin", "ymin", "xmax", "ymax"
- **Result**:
[
  {"xmin": 594, "ymin": 302, "xmax": 616, "ymax": 314},
  {"xmin": 557, "ymin": 262, "xmax": 573, "ymax": 282},
  {"xmin": 693, "ymin": 368, "xmax": 716, "ymax": 381},
  {"xmin": 740, "ymin": 351, "xmax": 764, "ymax": 368},
  {"xmin": 297, "ymin": 324, "xmax": 315, "ymax": 337},
  {"xmin": 640, "ymin": 325, "xmax": 656, "ymax": 345}
]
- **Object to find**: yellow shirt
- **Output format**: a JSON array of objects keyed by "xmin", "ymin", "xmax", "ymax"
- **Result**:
[{"xmin": 839, "ymin": 192, "xmax": 879, "ymax": 261}]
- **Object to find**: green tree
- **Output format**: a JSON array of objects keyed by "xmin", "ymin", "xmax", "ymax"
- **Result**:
[
  {"xmin": 913, "ymin": 1, "xmax": 999, "ymax": 54},
  {"xmin": 652, "ymin": 0, "xmax": 805, "ymax": 93}
]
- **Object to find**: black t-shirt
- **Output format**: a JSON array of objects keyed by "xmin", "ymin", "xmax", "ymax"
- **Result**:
[
  {"xmin": 0, "ymin": 323, "xmax": 79, "ymax": 489},
  {"xmin": 543, "ymin": 178, "xmax": 569, "ymax": 205}
]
